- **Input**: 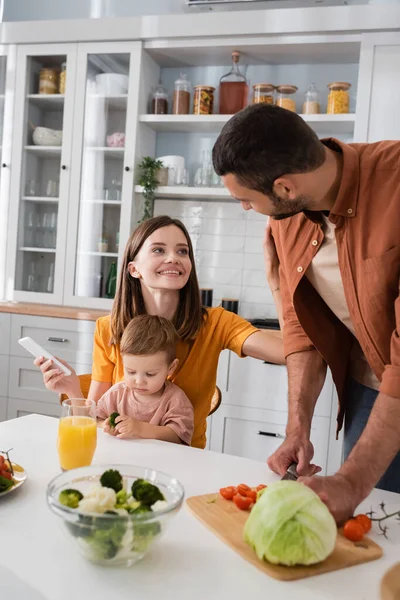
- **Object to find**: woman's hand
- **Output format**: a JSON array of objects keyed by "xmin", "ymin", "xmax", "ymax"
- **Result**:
[
  {"xmin": 263, "ymin": 222, "xmax": 280, "ymax": 291},
  {"xmin": 33, "ymin": 356, "xmax": 80, "ymax": 396}
]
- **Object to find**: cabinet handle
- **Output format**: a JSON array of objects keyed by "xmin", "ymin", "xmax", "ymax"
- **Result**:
[
  {"xmin": 47, "ymin": 337, "xmax": 69, "ymax": 343},
  {"xmin": 124, "ymin": 166, "xmax": 130, "ymax": 172},
  {"xmin": 2, "ymin": 163, "xmax": 6, "ymax": 168},
  {"xmin": 258, "ymin": 431, "xmax": 284, "ymax": 439},
  {"xmin": 61, "ymin": 165, "xmax": 67, "ymax": 170}
]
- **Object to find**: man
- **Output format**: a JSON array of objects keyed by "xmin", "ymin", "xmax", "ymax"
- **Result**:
[{"xmin": 212, "ymin": 103, "xmax": 400, "ymax": 523}]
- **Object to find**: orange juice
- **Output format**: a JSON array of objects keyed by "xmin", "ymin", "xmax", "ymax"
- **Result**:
[{"xmin": 57, "ymin": 416, "xmax": 97, "ymax": 470}]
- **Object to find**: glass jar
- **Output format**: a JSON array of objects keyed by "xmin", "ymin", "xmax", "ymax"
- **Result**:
[
  {"xmin": 59, "ymin": 62, "xmax": 67, "ymax": 95},
  {"xmin": 151, "ymin": 84, "xmax": 168, "ymax": 115},
  {"xmin": 172, "ymin": 73, "xmax": 191, "ymax": 115},
  {"xmin": 219, "ymin": 51, "xmax": 248, "ymax": 114},
  {"xmin": 252, "ymin": 83, "xmax": 275, "ymax": 105},
  {"xmin": 39, "ymin": 68, "xmax": 59, "ymax": 95},
  {"xmin": 302, "ymin": 83, "xmax": 320, "ymax": 115},
  {"xmin": 327, "ymin": 82, "xmax": 351, "ymax": 114},
  {"xmin": 275, "ymin": 85, "xmax": 298, "ymax": 113},
  {"xmin": 193, "ymin": 85, "xmax": 215, "ymax": 115}
]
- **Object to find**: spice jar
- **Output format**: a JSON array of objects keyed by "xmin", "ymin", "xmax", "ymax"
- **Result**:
[
  {"xmin": 151, "ymin": 84, "xmax": 168, "ymax": 115},
  {"xmin": 275, "ymin": 85, "xmax": 298, "ymax": 112},
  {"xmin": 59, "ymin": 62, "xmax": 66, "ymax": 95},
  {"xmin": 327, "ymin": 82, "xmax": 351, "ymax": 114},
  {"xmin": 172, "ymin": 73, "xmax": 191, "ymax": 115},
  {"xmin": 252, "ymin": 83, "xmax": 275, "ymax": 105},
  {"xmin": 193, "ymin": 85, "xmax": 215, "ymax": 115},
  {"xmin": 39, "ymin": 68, "xmax": 59, "ymax": 95},
  {"xmin": 302, "ymin": 83, "xmax": 320, "ymax": 114}
]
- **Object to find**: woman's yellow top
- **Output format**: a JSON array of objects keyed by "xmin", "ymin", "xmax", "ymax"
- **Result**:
[{"xmin": 92, "ymin": 307, "xmax": 258, "ymax": 449}]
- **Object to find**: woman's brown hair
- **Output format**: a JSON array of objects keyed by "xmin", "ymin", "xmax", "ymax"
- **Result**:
[{"xmin": 110, "ymin": 215, "xmax": 206, "ymax": 344}]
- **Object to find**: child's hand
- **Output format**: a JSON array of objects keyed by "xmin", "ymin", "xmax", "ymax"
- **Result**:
[
  {"xmin": 103, "ymin": 417, "xmax": 118, "ymax": 436},
  {"xmin": 114, "ymin": 415, "xmax": 142, "ymax": 439}
]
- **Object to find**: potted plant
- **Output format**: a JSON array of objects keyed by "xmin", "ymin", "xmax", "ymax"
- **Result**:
[{"xmin": 137, "ymin": 157, "xmax": 164, "ymax": 223}]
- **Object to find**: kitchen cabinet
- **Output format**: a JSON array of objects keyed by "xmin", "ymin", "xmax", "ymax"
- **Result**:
[
  {"xmin": 0, "ymin": 355, "xmax": 9, "ymax": 399},
  {"xmin": 6, "ymin": 398, "xmax": 61, "ymax": 420},
  {"xmin": 0, "ymin": 397, "xmax": 7, "ymax": 422},
  {"xmin": 0, "ymin": 312, "xmax": 11, "ymax": 355}
]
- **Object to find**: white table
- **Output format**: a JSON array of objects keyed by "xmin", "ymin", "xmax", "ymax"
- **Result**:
[{"xmin": 0, "ymin": 415, "xmax": 399, "ymax": 600}]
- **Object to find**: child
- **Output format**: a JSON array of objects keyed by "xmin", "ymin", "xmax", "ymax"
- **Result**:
[{"xmin": 97, "ymin": 314, "xmax": 194, "ymax": 445}]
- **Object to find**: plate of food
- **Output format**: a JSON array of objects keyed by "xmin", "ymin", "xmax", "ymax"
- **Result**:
[{"xmin": 0, "ymin": 449, "xmax": 27, "ymax": 497}]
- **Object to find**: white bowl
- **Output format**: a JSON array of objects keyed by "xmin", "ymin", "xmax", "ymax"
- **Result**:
[
  {"xmin": 95, "ymin": 73, "xmax": 129, "ymax": 95},
  {"xmin": 32, "ymin": 127, "xmax": 63, "ymax": 146}
]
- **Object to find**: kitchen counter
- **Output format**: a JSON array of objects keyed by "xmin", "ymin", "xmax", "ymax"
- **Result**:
[
  {"xmin": 0, "ymin": 414, "xmax": 399, "ymax": 600},
  {"xmin": 0, "ymin": 301, "xmax": 108, "ymax": 321}
]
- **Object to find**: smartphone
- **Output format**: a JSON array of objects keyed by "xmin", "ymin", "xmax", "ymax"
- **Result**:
[{"xmin": 18, "ymin": 336, "xmax": 72, "ymax": 376}]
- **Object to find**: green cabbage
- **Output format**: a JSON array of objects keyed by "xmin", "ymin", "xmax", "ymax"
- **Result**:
[{"xmin": 244, "ymin": 481, "xmax": 336, "ymax": 566}]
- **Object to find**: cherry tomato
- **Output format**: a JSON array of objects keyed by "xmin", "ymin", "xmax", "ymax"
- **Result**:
[
  {"xmin": 245, "ymin": 490, "xmax": 257, "ymax": 503},
  {"xmin": 0, "ymin": 455, "xmax": 4, "ymax": 468},
  {"xmin": 355, "ymin": 514, "xmax": 372, "ymax": 534},
  {"xmin": 219, "ymin": 486, "xmax": 237, "ymax": 501},
  {"xmin": 237, "ymin": 484, "xmax": 251, "ymax": 497},
  {"xmin": 233, "ymin": 493, "xmax": 253, "ymax": 511},
  {"xmin": 0, "ymin": 470, "xmax": 12, "ymax": 480},
  {"xmin": 343, "ymin": 519, "xmax": 364, "ymax": 542},
  {"xmin": 256, "ymin": 484, "xmax": 267, "ymax": 492}
]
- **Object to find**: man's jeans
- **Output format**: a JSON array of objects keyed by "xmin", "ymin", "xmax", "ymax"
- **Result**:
[{"xmin": 344, "ymin": 378, "xmax": 400, "ymax": 494}]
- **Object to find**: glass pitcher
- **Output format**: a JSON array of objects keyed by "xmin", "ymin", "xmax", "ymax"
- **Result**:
[{"xmin": 219, "ymin": 51, "xmax": 248, "ymax": 115}]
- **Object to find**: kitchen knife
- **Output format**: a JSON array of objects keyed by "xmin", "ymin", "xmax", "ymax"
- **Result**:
[{"xmin": 281, "ymin": 462, "xmax": 298, "ymax": 481}]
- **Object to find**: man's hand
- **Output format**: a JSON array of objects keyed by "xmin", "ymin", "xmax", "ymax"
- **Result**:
[
  {"xmin": 114, "ymin": 415, "xmax": 142, "ymax": 439},
  {"xmin": 267, "ymin": 433, "xmax": 322, "ymax": 477},
  {"xmin": 298, "ymin": 474, "xmax": 360, "ymax": 525}
]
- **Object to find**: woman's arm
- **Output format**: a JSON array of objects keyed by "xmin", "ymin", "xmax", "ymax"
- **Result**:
[
  {"xmin": 242, "ymin": 330, "xmax": 285, "ymax": 365},
  {"xmin": 88, "ymin": 380, "xmax": 112, "ymax": 404},
  {"xmin": 264, "ymin": 222, "xmax": 284, "ymax": 332}
]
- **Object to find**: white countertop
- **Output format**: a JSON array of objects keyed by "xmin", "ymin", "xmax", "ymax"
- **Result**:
[{"xmin": 0, "ymin": 414, "xmax": 399, "ymax": 600}]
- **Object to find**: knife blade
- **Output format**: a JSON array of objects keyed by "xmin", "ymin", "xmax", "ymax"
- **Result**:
[{"xmin": 281, "ymin": 462, "xmax": 298, "ymax": 481}]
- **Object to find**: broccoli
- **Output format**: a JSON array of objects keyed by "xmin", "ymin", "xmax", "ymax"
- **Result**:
[
  {"xmin": 88, "ymin": 517, "xmax": 127, "ymax": 560},
  {"xmin": 100, "ymin": 469, "xmax": 123, "ymax": 493},
  {"xmin": 108, "ymin": 412, "xmax": 120, "ymax": 429},
  {"xmin": 129, "ymin": 504, "xmax": 152, "ymax": 515},
  {"xmin": 58, "ymin": 488, "xmax": 84, "ymax": 508},
  {"xmin": 0, "ymin": 475, "xmax": 14, "ymax": 493},
  {"xmin": 131, "ymin": 479, "xmax": 165, "ymax": 507},
  {"xmin": 132, "ymin": 520, "xmax": 161, "ymax": 553},
  {"xmin": 115, "ymin": 489, "xmax": 129, "ymax": 506}
]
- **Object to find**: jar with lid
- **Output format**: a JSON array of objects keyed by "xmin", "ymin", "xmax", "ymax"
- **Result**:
[
  {"xmin": 275, "ymin": 85, "xmax": 298, "ymax": 113},
  {"xmin": 327, "ymin": 82, "xmax": 351, "ymax": 114},
  {"xmin": 151, "ymin": 84, "xmax": 168, "ymax": 115},
  {"xmin": 59, "ymin": 62, "xmax": 67, "ymax": 95},
  {"xmin": 193, "ymin": 85, "xmax": 215, "ymax": 115},
  {"xmin": 252, "ymin": 84, "xmax": 275, "ymax": 105},
  {"xmin": 39, "ymin": 68, "xmax": 59, "ymax": 95},
  {"xmin": 172, "ymin": 73, "xmax": 191, "ymax": 115},
  {"xmin": 302, "ymin": 83, "xmax": 320, "ymax": 115}
]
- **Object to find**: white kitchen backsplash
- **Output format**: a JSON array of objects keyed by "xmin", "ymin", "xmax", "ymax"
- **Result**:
[{"xmin": 153, "ymin": 199, "xmax": 278, "ymax": 320}]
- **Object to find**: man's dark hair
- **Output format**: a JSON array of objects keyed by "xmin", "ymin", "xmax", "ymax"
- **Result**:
[{"xmin": 212, "ymin": 103, "xmax": 325, "ymax": 195}]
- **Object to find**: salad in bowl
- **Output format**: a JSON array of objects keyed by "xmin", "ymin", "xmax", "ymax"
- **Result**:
[{"xmin": 46, "ymin": 464, "xmax": 184, "ymax": 567}]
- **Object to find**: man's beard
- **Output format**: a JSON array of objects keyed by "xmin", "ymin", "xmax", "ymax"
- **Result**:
[{"xmin": 269, "ymin": 190, "xmax": 315, "ymax": 220}]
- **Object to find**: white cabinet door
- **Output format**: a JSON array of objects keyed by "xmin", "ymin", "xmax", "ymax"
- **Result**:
[
  {"xmin": 0, "ymin": 396, "xmax": 7, "ymax": 421},
  {"xmin": 6, "ymin": 397, "xmax": 61, "ymax": 420},
  {"xmin": 6, "ymin": 43, "xmax": 78, "ymax": 304},
  {"xmin": 8, "ymin": 356, "xmax": 92, "ymax": 403},
  {"xmin": 210, "ymin": 405, "xmax": 330, "ymax": 474},
  {"xmin": 10, "ymin": 314, "xmax": 96, "ymax": 365},
  {"xmin": 0, "ymin": 354, "xmax": 9, "ymax": 398},
  {"xmin": 355, "ymin": 33, "xmax": 400, "ymax": 142},
  {"xmin": 226, "ymin": 353, "xmax": 334, "ymax": 418},
  {"xmin": 0, "ymin": 312, "xmax": 11, "ymax": 355}
]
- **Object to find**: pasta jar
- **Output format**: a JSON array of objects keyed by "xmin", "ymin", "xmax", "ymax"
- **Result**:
[
  {"xmin": 193, "ymin": 85, "xmax": 215, "ymax": 115},
  {"xmin": 39, "ymin": 68, "xmax": 59, "ymax": 94},
  {"xmin": 59, "ymin": 62, "xmax": 67, "ymax": 94},
  {"xmin": 252, "ymin": 83, "xmax": 275, "ymax": 105},
  {"xmin": 327, "ymin": 82, "xmax": 351, "ymax": 114},
  {"xmin": 275, "ymin": 85, "xmax": 298, "ymax": 113}
]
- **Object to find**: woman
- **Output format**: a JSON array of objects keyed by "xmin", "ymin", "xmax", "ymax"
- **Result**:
[{"xmin": 36, "ymin": 216, "xmax": 284, "ymax": 449}]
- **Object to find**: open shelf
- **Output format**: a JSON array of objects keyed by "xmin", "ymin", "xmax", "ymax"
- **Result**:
[
  {"xmin": 27, "ymin": 94, "xmax": 65, "ymax": 109},
  {"xmin": 139, "ymin": 113, "xmax": 356, "ymax": 135},
  {"xmin": 24, "ymin": 146, "xmax": 62, "ymax": 158},
  {"xmin": 135, "ymin": 185, "xmax": 231, "ymax": 201}
]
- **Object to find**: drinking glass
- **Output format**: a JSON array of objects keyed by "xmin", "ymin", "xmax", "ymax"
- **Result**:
[
  {"xmin": 57, "ymin": 399, "xmax": 97, "ymax": 471},
  {"xmin": 46, "ymin": 179, "xmax": 59, "ymax": 198}
]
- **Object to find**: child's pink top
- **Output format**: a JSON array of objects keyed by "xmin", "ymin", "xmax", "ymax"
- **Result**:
[{"xmin": 96, "ymin": 380, "xmax": 194, "ymax": 445}]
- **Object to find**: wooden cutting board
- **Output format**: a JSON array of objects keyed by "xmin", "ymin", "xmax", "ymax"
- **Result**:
[{"xmin": 186, "ymin": 493, "xmax": 383, "ymax": 581}]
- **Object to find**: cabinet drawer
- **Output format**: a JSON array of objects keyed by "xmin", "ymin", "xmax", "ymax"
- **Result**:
[
  {"xmin": 211, "ymin": 405, "xmax": 329, "ymax": 474},
  {"xmin": 10, "ymin": 315, "xmax": 96, "ymax": 365},
  {"xmin": 8, "ymin": 356, "xmax": 92, "ymax": 403},
  {"xmin": 0, "ymin": 313, "xmax": 11, "ymax": 355},
  {"xmin": 0, "ymin": 354, "xmax": 9, "ymax": 397},
  {"xmin": 6, "ymin": 397, "xmax": 61, "ymax": 420},
  {"xmin": 226, "ymin": 353, "xmax": 334, "ymax": 417},
  {"xmin": 0, "ymin": 396, "xmax": 7, "ymax": 421}
]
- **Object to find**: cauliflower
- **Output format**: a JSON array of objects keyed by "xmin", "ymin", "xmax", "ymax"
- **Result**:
[
  {"xmin": 151, "ymin": 500, "xmax": 168, "ymax": 512},
  {"xmin": 78, "ymin": 485, "xmax": 117, "ymax": 514}
]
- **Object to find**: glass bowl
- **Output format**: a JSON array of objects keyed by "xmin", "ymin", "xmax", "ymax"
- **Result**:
[{"xmin": 46, "ymin": 464, "xmax": 184, "ymax": 567}]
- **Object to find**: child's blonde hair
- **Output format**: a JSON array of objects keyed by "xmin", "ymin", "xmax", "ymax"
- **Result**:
[{"xmin": 120, "ymin": 315, "xmax": 178, "ymax": 364}]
